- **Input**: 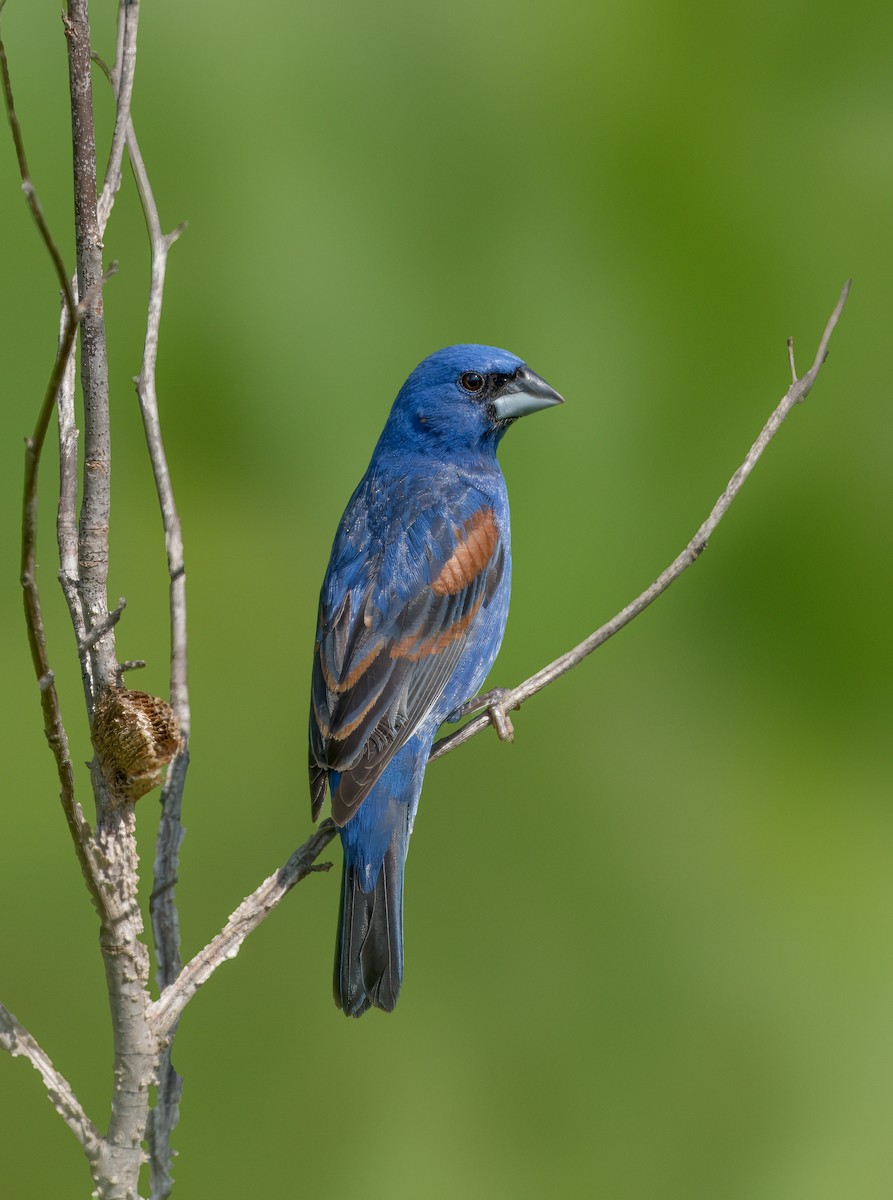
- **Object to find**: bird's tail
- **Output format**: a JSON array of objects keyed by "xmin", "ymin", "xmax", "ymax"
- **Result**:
[{"xmin": 335, "ymin": 830, "xmax": 405, "ymax": 1017}]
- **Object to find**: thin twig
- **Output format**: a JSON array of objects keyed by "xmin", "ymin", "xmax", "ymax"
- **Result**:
[
  {"xmin": 96, "ymin": 0, "xmax": 138, "ymax": 232},
  {"xmin": 430, "ymin": 281, "xmax": 851, "ymax": 762},
  {"xmin": 1, "ymin": 54, "xmax": 111, "ymax": 907},
  {"xmin": 98, "ymin": 65, "xmax": 189, "ymax": 1200},
  {"xmin": 0, "ymin": 18, "xmax": 75, "ymax": 313},
  {"xmin": 95, "ymin": 41, "xmax": 189, "ymax": 1195},
  {"xmin": 0, "ymin": 1002, "xmax": 101, "ymax": 1155},
  {"xmin": 148, "ymin": 823, "xmax": 338, "ymax": 1040},
  {"xmin": 79, "ymin": 596, "xmax": 126, "ymax": 653},
  {"xmin": 22, "ymin": 349, "xmax": 106, "ymax": 915},
  {"xmin": 56, "ymin": 299, "xmax": 87, "ymax": 663}
]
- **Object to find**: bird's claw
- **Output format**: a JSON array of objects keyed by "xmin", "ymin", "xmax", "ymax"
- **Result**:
[
  {"xmin": 450, "ymin": 687, "xmax": 514, "ymax": 742},
  {"xmin": 487, "ymin": 697, "xmax": 514, "ymax": 743}
]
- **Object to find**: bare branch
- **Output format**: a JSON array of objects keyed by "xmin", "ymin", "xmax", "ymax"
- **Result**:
[
  {"xmin": 0, "ymin": 1002, "xmax": 101, "ymax": 1155},
  {"xmin": 0, "ymin": 18, "xmax": 75, "ymax": 313},
  {"xmin": 148, "ymin": 823, "xmax": 338, "ymax": 1040},
  {"xmin": 430, "ymin": 281, "xmax": 852, "ymax": 763},
  {"xmin": 57, "ymin": 7, "xmax": 136, "ymax": 706},
  {"xmin": 63, "ymin": 12, "xmax": 158, "ymax": 1199},
  {"xmin": 7, "ymin": 1, "xmax": 120, "ymax": 921},
  {"xmin": 65, "ymin": 0, "xmax": 119, "ymax": 714},
  {"xmin": 20, "ymin": 283, "xmax": 107, "ymax": 918},
  {"xmin": 93, "ymin": 36, "xmax": 192, "ymax": 996},
  {"xmin": 110, "ymin": 73, "xmax": 189, "ymax": 1199},
  {"xmin": 79, "ymin": 596, "xmax": 126, "ymax": 653},
  {"xmin": 57, "ymin": 303, "xmax": 87, "ymax": 660},
  {"xmin": 96, "ymin": 0, "xmax": 139, "ymax": 232}
]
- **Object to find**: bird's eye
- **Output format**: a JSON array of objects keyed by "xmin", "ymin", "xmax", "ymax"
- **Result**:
[{"xmin": 459, "ymin": 372, "xmax": 485, "ymax": 394}]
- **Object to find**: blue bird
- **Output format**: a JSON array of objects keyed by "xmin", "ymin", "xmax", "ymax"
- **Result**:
[{"xmin": 309, "ymin": 345, "xmax": 563, "ymax": 1016}]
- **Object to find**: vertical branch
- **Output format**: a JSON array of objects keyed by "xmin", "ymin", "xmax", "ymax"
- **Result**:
[
  {"xmin": 63, "ymin": 7, "xmax": 158, "ymax": 1198},
  {"xmin": 2, "ymin": 2, "xmax": 105, "ymax": 913},
  {"xmin": 97, "ymin": 0, "xmax": 137, "ymax": 232},
  {"xmin": 126, "ymin": 114, "xmax": 189, "ymax": 1200},
  {"xmin": 126, "ymin": 127, "xmax": 190, "ymax": 976},
  {"xmin": 22, "ymin": 319, "xmax": 107, "ymax": 916},
  {"xmin": 93, "ymin": 14, "xmax": 190, "ymax": 1194},
  {"xmin": 64, "ymin": 0, "xmax": 118, "ymax": 711},
  {"xmin": 56, "ymin": 301, "xmax": 90, "ymax": 698},
  {"xmin": 59, "ymin": 0, "xmax": 138, "ymax": 699}
]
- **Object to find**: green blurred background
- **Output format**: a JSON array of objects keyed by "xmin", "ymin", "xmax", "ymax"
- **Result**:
[{"xmin": 1, "ymin": 1, "xmax": 890, "ymax": 1196}]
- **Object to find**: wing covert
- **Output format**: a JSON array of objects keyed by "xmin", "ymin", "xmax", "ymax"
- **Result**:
[{"xmin": 310, "ymin": 494, "xmax": 505, "ymax": 826}]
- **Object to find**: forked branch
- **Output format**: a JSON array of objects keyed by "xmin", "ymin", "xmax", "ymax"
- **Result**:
[{"xmin": 147, "ymin": 282, "xmax": 851, "ymax": 1036}]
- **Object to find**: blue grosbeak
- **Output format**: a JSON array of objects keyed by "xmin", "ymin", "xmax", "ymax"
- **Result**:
[{"xmin": 310, "ymin": 345, "xmax": 563, "ymax": 1016}]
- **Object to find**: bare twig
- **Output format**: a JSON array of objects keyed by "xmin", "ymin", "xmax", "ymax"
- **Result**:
[
  {"xmin": 92, "ymin": 50, "xmax": 192, "ymax": 979},
  {"xmin": 149, "ymin": 823, "xmax": 338, "ymax": 1040},
  {"xmin": 430, "ymin": 281, "xmax": 851, "ymax": 763},
  {"xmin": 0, "ymin": 18, "xmax": 75, "ymax": 313},
  {"xmin": 21, "ymin": 322, "xmax": 107, "ymax": 917},
  {"xmin": 58, "ymin": 5, "xmax": 139, "ymax": 696},
  {"xmin": 104, "ymin": 64, "xmax": 189, "ymax": 1199},
  {"xmin": 0, "ymin": 1003, "xmax": 101, "ymax": 1155},
  {"xmin": 96, "ymin": 0, "xmax": 138, "ymax": 232},
  {"xmin": 3, "ymin": 26, "xmax": 111, "ymax": 915},
  {"xmin": 63, "ymin": 10, "xmax": 158, "ymax": 1199},
  {"xmin": 126, "ymin": 111, "xmax": 190, "ymax": 987},
  {"xmin": 79, "ymin": 596, "xmax": 126, "ymax": 653},
  {"xmin": 57, "ymin": 302, "xmax": 87, "ymax": 662}
]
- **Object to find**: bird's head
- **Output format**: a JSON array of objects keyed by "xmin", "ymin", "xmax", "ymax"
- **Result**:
[{"xmin": 381, "ymin": 344, "xmax": 564, "ymax": 459}]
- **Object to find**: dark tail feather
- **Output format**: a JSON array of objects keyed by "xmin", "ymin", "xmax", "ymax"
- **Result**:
[{"xmin": 335, "ymin": 833, "xmax": 405, "ymax": 1017}]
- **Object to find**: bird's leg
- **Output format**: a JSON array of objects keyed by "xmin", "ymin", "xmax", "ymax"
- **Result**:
[{"xmin": 447, "ymin": 687, "xmax": 515, "ymax": 742}]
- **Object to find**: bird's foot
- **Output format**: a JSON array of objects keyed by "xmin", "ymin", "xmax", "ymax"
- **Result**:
[
  {"xmin": 449, "ymin": 687, "xmax": 514, "ymax": 742},
  {"xmin": 487, "ymin": 695, "xmax": 514, "ymax": 742}
]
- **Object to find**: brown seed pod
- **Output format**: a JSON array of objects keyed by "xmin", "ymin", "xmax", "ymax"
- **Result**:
[{"xmin": 92, "ymin": 687, "xmax": 183, "ymax": 803}]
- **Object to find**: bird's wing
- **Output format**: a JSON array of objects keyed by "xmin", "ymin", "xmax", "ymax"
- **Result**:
[{"xmin": 310, "ymin": 478, "xmax": 506, "ymax": 825}]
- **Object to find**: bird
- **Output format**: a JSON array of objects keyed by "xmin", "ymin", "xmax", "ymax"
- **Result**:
[{"xmin": 309, "ymin": 344, "xmax": 563, "ymax": 1016}]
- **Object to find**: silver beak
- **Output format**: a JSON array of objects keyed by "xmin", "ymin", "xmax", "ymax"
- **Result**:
[{"xmin": 492, "ymin": 366, "xmax": 565, "ymax": 421}]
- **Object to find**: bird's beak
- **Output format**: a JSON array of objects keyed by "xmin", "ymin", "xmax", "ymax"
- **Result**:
[{"xmin": 492, "ymin": 366, "xmax": 565, "ymax": 421}]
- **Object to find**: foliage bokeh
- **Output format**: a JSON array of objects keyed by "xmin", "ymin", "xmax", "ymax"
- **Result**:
[{"xmin": 1, "ymin": 2, "xmax": 890, "ymax": 1197}]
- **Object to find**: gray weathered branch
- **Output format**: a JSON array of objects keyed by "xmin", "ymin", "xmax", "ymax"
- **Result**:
[
  {"xmin": 148, "ymin": 823, "xmax": 338, "ymax": 1040},
  {"xmin": 116, "ymin": 57, "xmax": 190, "ymax": 1200},
  {"xmin": 0, "ymin": 1003, "xmax": 101, "ymax": 1155},
  {"xmin": 3, "ymin": 7, "xmax": 107, "ymax": 916},
  {"xmin": 63, "ymin": 8, "xmax": 159, "ymax": 1199},
  {"xmin": 58, "ymin": 3, "xmax": 138, "ymax": 703},
  {"xmin": 64, "ymin": 0, "xmax": 119, "ymax": 715},
  {"xmin": 430, "ymin": 280, "xmax": 852, "ymax": 762},
  {"xmin": 0, "ymin": 11, "xmax": 74, "ymax": 313}
]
